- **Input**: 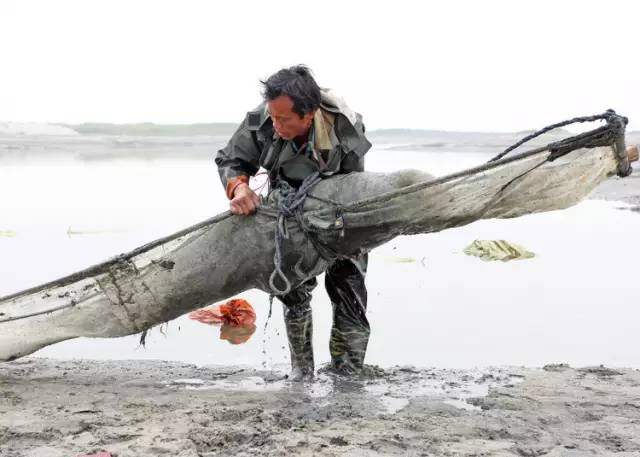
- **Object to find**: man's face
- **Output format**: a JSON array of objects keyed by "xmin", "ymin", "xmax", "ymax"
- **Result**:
[{"xmin": 267, "ymin": 95, "xmax": 314, "ymax": 140}]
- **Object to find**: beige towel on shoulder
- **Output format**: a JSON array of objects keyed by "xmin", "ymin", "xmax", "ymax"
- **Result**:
[{"xmin": 312, "ymin": 109, "xmax": 337, "ymax": 167}]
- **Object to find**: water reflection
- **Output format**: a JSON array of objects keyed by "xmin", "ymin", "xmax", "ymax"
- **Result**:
[{"xmin": 220, "ymin": 323, "xmax": 257, "ymax": 345}]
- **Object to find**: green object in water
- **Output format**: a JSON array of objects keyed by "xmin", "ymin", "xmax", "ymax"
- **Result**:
[
  {"xmin": 0, "ymin": 230, "xmax": 16, "ymax": 238},
  {"xmin": 464, "ymin": 240, "xmax": 535, "ymax": 262}
]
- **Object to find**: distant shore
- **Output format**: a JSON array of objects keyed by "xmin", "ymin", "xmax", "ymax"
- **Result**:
[
  {"xmin": 591, "ymin": 166, "xmax": 640, "ymax": 209},
  {"xmin": 1, "ymin": 122, "xmax": 638, "ymax": 162}
]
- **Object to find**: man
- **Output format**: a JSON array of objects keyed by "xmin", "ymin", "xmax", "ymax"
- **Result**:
[{"xmin": 215, "ymin": 65, "xmax": 372, "ymax": 379}]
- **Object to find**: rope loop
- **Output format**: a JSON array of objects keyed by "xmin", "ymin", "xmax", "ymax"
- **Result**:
[
  {"xmin": 489, "ymin": 110, "xmax": 628, "ymax": 163},
  {"xmin": 268, "ymin": 172, "xmax": 323, "ymax": 296}
]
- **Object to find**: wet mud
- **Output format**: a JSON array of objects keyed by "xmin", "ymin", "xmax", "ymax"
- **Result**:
[{"xmin": 2, "ymin": 358, "xmax": 640, "ymax": 456}]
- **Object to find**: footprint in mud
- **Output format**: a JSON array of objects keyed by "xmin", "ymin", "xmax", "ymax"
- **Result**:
[{"xmin": 0, "ymin": 391, "xmax": 22, "ymax": 406}]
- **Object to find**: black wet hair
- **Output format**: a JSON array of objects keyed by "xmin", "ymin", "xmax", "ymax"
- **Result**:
[{"xmin": 260, "ymin": 65, "xmax": 321, "ymax": 118}]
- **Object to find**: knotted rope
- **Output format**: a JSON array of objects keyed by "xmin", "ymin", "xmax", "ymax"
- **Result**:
[{"xmin": 268, "ymin": 172, "xmax": 323, "ymax": 296}]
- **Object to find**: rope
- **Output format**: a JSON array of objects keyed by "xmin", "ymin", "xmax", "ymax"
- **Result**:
[
  {"xmin": 489, "ymin": 110, "xmax": 627, "ymax": 163},
  {"xmin": 268, "ymin": 172, "xmax": 323, "ymax": 296}
]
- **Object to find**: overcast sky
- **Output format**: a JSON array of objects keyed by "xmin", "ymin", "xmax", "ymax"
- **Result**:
[{"xmin": 1, "ymin": 0, "xmax": 638, "ymax": 131}]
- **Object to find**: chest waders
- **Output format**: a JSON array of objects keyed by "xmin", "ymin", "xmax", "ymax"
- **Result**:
[{"xmin": 268, "ymin": 139, "xmax": 370, "ymax": 378}]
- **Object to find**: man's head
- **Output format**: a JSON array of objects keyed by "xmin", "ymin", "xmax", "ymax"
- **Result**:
[{"xmin": 261, "ymin": 65, "xmax": 321, "ymax": 140}]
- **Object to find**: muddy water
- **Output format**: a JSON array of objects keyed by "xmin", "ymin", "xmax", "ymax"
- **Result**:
[{"xmin": 1, "ymin": 147, "xmax": 639, "ymax": 369}]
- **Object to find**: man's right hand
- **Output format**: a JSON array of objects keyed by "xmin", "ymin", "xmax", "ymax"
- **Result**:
[{"xmin": 230, "ymin": 183, "xmax": 260, "ymax": 215}]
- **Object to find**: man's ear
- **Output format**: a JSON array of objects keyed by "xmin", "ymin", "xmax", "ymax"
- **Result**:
[{"xmin": 303, "ymin": 110, "xmax": 316, "ymax": 125}]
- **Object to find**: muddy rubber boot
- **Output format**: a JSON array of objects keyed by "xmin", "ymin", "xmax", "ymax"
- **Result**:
[
  {"xmin": 279, "ymin": 278, "xmax": 317, "ymax": 380},
  {"xmin": 283, "ymin": 305, "xmax": 315, "ymax": 380},
  {"xmin": 325, "ymin": 256, "xmax": 370, "ymax": 375},
  {"xmin": 328, "ymin": 307, "xmax": 370, "ymax": 374}
]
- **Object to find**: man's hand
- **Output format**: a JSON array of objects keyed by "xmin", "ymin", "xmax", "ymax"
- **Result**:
[{"xmin": 230, "ymin": 183, "xmax": 260, "ymax": 215}]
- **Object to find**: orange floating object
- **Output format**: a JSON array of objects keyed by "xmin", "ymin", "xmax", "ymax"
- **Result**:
[{"xmin": 189, "ymin": 298, "xmax": 256, "ymax": 326}]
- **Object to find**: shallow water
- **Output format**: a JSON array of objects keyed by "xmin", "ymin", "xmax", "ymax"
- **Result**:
[
  {"xmin": 165, "ymin": 367, "xmax": 521, "ymax": 413},
  {"xmin": 1, "ymin": 146, "xmax": 639, "ymax": 369}
]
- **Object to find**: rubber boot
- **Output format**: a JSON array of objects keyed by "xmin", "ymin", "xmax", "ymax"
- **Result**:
[
  {"xmin": 325, "ymin": 255, "xmax": 370, "ymax": 375},
  {"xmin": 279, "ymin": 277, "xmax": 317, "ymax": 380}
]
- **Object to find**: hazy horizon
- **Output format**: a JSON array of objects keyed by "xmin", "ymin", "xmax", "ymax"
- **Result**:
[
  {"xmin": 1, "ymin": 0, "xmax": 639, "ymax": 132},
  {"xmin": 3, "ymin": 120, "xmax": 638, "ymax": 137}
]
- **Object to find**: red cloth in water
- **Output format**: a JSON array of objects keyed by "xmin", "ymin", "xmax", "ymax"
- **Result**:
[{"xmin": 189, "ymin": 299, "xmax": 256, "ymax": 326}]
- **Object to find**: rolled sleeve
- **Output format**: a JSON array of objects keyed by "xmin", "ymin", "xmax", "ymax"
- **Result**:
[{"xmin": 215, "ymin": 118, "xmax": 261, "ymax": 191}]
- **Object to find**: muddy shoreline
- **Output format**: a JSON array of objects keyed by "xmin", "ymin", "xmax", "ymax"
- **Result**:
[{"xmin": 2, "ymin": 358, "xmax": 640, "ymax": 456}]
